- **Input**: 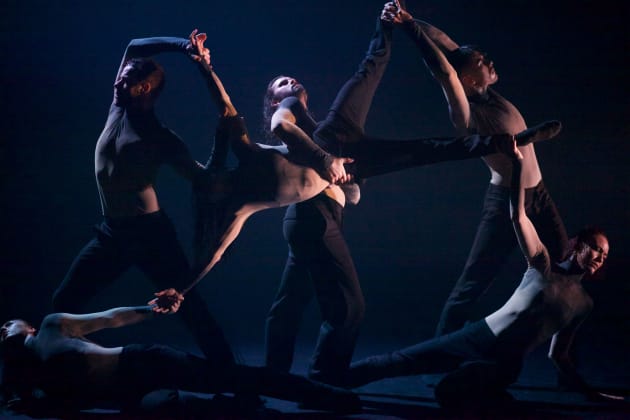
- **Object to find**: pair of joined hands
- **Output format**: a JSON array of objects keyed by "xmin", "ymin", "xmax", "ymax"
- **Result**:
[{"xmin": 148, "ymin": 288, "xmax": 183, "ymax": 314}]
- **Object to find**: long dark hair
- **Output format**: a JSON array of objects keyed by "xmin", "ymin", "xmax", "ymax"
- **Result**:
[{"xmin": 260, "ymin": 75, "xmax": 286, "ymax": 145}]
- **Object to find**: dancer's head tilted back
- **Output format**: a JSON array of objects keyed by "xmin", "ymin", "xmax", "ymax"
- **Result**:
[
  {"xmin": 447, "ymin": 45, "xmax": 498, "ymax": 96},
  {"xmin": 262, "ymin": 75, "xmax": 308, "ymax": 139},
  {"xmin": 113, "ymin": 58, "xmax": 165, "ymax": 109}
]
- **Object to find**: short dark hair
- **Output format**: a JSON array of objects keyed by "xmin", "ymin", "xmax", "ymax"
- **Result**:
[
  {"xmin": 124, "ymin": 58, "xmax": 166, "ymax": 99},
  {"xmin": 575, "ymin": 225, "xmax": 607, "ymax": 249},
  {"xmin": 446, "ymin": 45, "xmax": 481, "ymax": 74}
]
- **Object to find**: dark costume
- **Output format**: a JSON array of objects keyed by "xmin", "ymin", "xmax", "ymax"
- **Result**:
[
  {"xmin": 52, "ymin": 37, "xmax": 234, "ymax": 366},
  {"xmin": 102, "ymin": 344, "xmax": 354, "ymax": 412},
  {"xmin": 398, "ymin": 19, "xmax": 569, "ymax": 336},
  {"xmin": 436, "ymin": 180, "xmax": 567, "ymax": 334},
  {"xmin": 347, "ymin": 261, "xmax": 589, "ymax": 407},
  {"xmin": 265, "ymin": 18, "xmax": 518, "ymax": 385},
  {"xmin": 433, "ymin": 89, "xmax": 568, "ymax": 336},
  {"xmin": 346, "ymin": 319, "xmax": 522, "ymax": 406}
]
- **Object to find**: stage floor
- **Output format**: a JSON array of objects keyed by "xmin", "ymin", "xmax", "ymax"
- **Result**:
[{"xmin": 2, "ymin": 341, "xmax": 628, "ymax": 419}]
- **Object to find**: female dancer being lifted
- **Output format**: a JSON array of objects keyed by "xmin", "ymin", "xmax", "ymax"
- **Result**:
[
  {"xmin": 154, "ymin": 16, "xmax": 559, "ymax": 310},
  {"xmin": 261, "ymin": 3, "xmax": 560, "ymax": 385}
]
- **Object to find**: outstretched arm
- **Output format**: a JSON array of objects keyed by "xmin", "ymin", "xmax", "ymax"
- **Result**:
[
  {"xmin": 392, "ymin": 5, "xmax": 470, "ymax": 132},
  {"xmin": 45, "ymin": 306, "xmax": 163, "ymax": 338},
  {"xmin": 508, "ymin": 141, "xmax": 548, "ymax": 267},
  {"xmin": 188, "ymin": 29, "xmax": 238, "ymax": 118},
  {"xmin": 187, "ymin": 29, "xmax": 262, "ymax": 167},
  {"xmin": 110, "ymin": 34, "xmax": 206, "ymax": 180},
  {"xmin": 271, "ymin": 98, "xmax": 352, "ymax": 184},
  {"xmin": 114, "ymin": 36, "xmax": 192, "ymax": 92},
  {"xmin": 410, "ymin": 19, "xmax": 460, "ymax": 52},
  {"xmin": 392, "ymin": 3, "xmax": 460, "ymax": 53}
]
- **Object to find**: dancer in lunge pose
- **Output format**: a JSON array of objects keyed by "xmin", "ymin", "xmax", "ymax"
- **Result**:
[{"xmin": 51, "ymin": 34, "xmax": 235, "ymax": 366}]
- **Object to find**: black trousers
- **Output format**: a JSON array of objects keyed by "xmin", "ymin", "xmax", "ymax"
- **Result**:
[
  {"xmin": 347, "ymin": 320, "xmax": 522, "ymax": 390},
  {"xmin": 435, "ymin": 182, "xmax": 568, "ymax": 335},
  {"xmin": 52, "ymin": 210, "xmax": 234, "ymax": 366},
  {"xmin": 112, "ymin": 344, "xmax": 352, "ymax": 410},
  {"xmin": 264, "ymin": 16, "xmax": 506, "ymax": 385},
  {"xmin": 265, "ymin": 195, "xmax": 362, "ymax": 385},
  {"xmin": 313, "ymin": 18, "xmax": 505, "ymax": 180}
]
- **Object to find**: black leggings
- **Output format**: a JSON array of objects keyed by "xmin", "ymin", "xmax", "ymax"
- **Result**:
[
  {"xmin": 435, "ymin": 182, "xmax": 568, "ymax": 335},
  {"xmin": 347, "ymin": 320, "xmax": 522, "ymax": 390},
  {"xmin": 265, "ymin": 195, "xmax": 362, "ymax": 385},
  {"xmin": 52, "ymin": 211, "xmax": 234, "ymax": 367},
  {"xmin": 313, "ymin": 17, "xmax": 503, "ymax": 179},
  {"xmin": 115, "ymin": 344, "xmax": 352, "ymax": 409}
]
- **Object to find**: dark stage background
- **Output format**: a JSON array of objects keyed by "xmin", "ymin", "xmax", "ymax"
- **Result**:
[{"xmin": 1, "ymin": 0, "xmax": 629, "ymax": 390}]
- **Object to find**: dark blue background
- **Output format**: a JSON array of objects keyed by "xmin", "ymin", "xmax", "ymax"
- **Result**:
[{"xmin": 1, "ymin": 0, "xmax": 628, "ymax": 386}]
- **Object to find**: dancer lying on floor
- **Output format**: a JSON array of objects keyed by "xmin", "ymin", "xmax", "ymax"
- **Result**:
[
  {"xmin": 0, "ymin": 304, "xmax": 360, "ymax": 417},
  {"xmin": 344, "ymin": 139, "xmax": 624, "ymax": 407}
]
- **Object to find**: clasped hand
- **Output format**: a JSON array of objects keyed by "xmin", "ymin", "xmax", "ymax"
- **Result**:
[{"xmin": 149, "ymin": 288, "xmax": 184, "ymax": 314}]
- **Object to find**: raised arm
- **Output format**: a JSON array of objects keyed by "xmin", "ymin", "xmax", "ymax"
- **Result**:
[
  {"xmin": 44, "ymin": 306, "xmax": 159, "ymax": 338},
  {"xmin": 119, "ymin": 34, "xmax": 207, "ymax": 180},
  {"xmin": 392, "ymin": 5, "xmax": 470, "ymax": 132},
  {"xmin": 509, "ymin": 144, "xmax": 548, "ymax": 267},
  {"xmin": 114, "ymin": 36, "xmax": 191, "ymax": 84},
  {"xmin": 187, "ymin": 30, "xmax": 238, "ymax": 119},
  {"xmin": 409, "ymin": 19, "xmax": 460, "ymax": 52},
  {"xmin": 271, "ymin": 98, "xmax": 350, "ymax": 184}
]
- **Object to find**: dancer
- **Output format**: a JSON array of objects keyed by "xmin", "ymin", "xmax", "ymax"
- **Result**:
[
  {"xmin": 177, "ymin": 31, "xmax": 340, "ymax": 288},
  {"xmin": 344, "ymin": 140, "xmax": 623, "ymax": 407},
  {"xmin": 262, "ymin": 3, "xmax": 560, "ymax": 386},
  {"xmin": 152, "ymin": 21, "xmax": 555, "ymax": 306},
  {"xmin": 0, "ymin": 305, "xmax": 360, "ymax": 417},
  {"xmin": 391, "ymin": 4, "xmax": 569, "ymax": 335},
  {"xmin": 50, "ymin": 35, "xmax": 235, "ymax": 365}
]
